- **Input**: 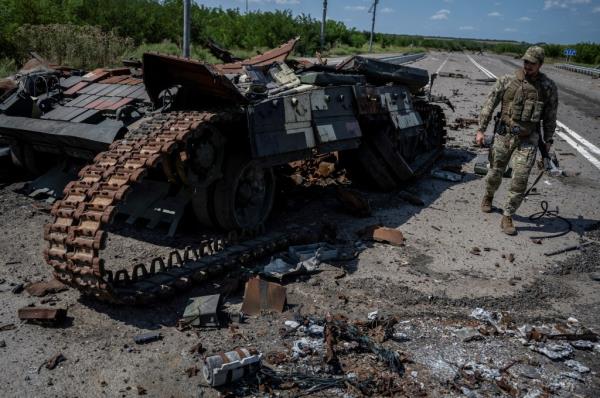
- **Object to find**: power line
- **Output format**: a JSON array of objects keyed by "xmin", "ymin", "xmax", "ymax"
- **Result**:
[{"xmin": 368, "ymin": 0, "xmax": 379, "ymax": 53}]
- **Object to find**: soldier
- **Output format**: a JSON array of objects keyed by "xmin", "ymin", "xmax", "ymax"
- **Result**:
[{"xmin": 475, "ymin": 46, "xmax": 558, "ymax": 235}]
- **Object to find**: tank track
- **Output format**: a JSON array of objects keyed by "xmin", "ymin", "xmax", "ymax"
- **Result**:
[{"xmin": 43, "ymin": 111, "xmax": 310, "ymax": 304}]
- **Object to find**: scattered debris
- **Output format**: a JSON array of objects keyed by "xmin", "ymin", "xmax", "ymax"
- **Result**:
[
  {"xmin": 544, "ymin": 241, "xmax": 594, "ymax": 257},
  {"xmin": 185, "ymin": 366, "xmax": 200, "ymax": 378},
  {"xmin": 45, "ymin": 353, "xmax": 66, "ymax": 370},
  {"xmin": 292, "ymin": 337, "xmax": 324, "ymax": 358},
  {"xmin": 317, "ymin": 161, "xmax": 335, "ymax": 177},
  {"xmin": 136, "ymin": 385, "xmax": 147, "ymax": 395},
  {"xmin": 189, "ymin": 342, "xmax": 205, "ymax": 355},
  {"xmin": 180, "ymin": 294, "xmax": 221, "ymax": 328},
  {"xmin": 11, "ymin": 283, "xmax": 24, "ymax": 294},
  {"xmin": 360, "ymin": 226, "xmax": 405, "ymax": 246},
  {"xmin": 265, "ymin": 351, "xmax": 288, "ymax": 365},
  {"xmin": 325, "ymin": 315, "xmax": 405, "ymax": 375},
  {"xmin": 203, "ymin": 347, "xmax": 262, "ymax": 387},
  {"xmin": 439, "ymin": 71, "xmax": 468, "ymax": 79},
  {"xmin": 241, "ymin": 277, "xmax": 286, "ymax": 315},
  {"xmin": 565, "ymin": 359, "xmax": 590, "ymax": 373},
  {"xmin": 335, "ymin": 186, "xmax": 371, "ymax": 217},
  {"xmin": 0, "ymin": 323, "xmax": 16, "ymax": 332},
  {"xmin": 18, "ymin": 307, "xmax": 66, "ymax": 325},
  {"xmin": 507, "ymin": 253, "xmax": 515, "ymax": 263},
  {"xmin": 530, "ymin": 342, "xmax": 573, "ymax": 360},
  {"xmin": 133, "ymin": 331, "xmax": 162, "ymax": 345},
  {"xmin": 431, "ymin": 169, "xmax": 463, "ymax": 182},
  {"xmin": 470, "ymin": 247, "xmax": 481, "ymax": 255},
  {"xmin": 25, "ymin": 279, "xmax": 67, "ymax": 297},
  {"xmin": 0, "ymin": 340, "xmax": 5, "ymax": 348},
  {"xmin": 449, "ymin": 117, "xmax": 478, "ymax": 130}
]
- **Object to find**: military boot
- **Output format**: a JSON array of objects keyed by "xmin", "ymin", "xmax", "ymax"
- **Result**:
[
  {"xmin": 501, "ymin": 215, "xmax": 517, "ymax": 236},
  {"xmin": 481, "ymin": 196, "xmax": 493, "ymax": 213}
]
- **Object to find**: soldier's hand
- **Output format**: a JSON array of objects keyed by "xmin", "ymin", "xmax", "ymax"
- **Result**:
[{"xmin": 475, "ymin": 131, "xmax": 485, "ymax": 147}]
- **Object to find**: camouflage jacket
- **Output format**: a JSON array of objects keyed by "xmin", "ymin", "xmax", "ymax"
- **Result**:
[{"xmin": 478, "ymin": 69, "xmax": 558, "ymax": 141}]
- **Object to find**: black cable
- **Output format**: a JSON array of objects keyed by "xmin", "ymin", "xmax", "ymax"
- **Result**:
[{"xmin": 528, "ymin": 200, "xmax": 572, "ymax": 240}]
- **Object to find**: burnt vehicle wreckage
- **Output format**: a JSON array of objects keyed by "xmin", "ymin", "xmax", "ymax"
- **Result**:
[{"xmin": 0, "ymin": 38, "xmax": 448, "ymax": 304}]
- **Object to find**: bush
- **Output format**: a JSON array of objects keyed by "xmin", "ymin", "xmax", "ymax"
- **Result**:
[{"xmin": 13, "ymin": 24, "xmax": 134, "ymax": 69}]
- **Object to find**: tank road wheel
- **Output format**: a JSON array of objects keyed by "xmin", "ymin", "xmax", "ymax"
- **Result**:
[{"xmin": 212, "ymin": 155, "xmax": 276, "ymax": 231}]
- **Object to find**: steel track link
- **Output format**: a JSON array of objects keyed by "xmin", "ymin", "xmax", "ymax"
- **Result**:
[{"xmin": 42, "ymin": 111, "xmax": 310, "ymax": 304}]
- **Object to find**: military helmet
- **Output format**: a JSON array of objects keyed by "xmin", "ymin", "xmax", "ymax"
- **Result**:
[{"xmin": 522, "ymin": 46, "xmax": 545, "ymax": 64}]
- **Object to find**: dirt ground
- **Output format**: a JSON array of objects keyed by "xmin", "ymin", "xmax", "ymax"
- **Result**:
[{"xmin": 0, "ymin": 51, "xmax": 599, "ymax": 398}]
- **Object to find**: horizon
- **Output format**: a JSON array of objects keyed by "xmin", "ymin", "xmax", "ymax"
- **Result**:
[{"xmin": 197, "ymin": 0, "xmax": 600, "ymax": 45}]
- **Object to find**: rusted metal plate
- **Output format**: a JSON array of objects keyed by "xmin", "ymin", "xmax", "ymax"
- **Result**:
[
  {"xmin": 100, "ymin": 75, "xmax": 129, "ymax": 84},
  {"xmin": 105, "ymin": 97, "xmax": 134, "ymax": 111},
  {"xmin": 360, "ymin": 225, "xmax": 405, "ymax": 246},
  {"xmin": 241, "ymin": 276, "xmax": 286, "ymax": 315},
  {"xmin": 142, "ymin": 53, "xmax": 247, "ymax": 106},
  {"xmin": 18, "ymin": 307, "xmax": 67, "ymax": 323},
  {"xmin": 63, "ymin": 81, "xmax": 89, "ymax": 96},
  {"xmin": 25, "ymin": 279, "xmax": 67, "ymax": 297},
  {"xmin": 82, "ymin": 68, "xmax": 110, "ymax": 83},
  {"xmin": 215, "ymin": 37, "xmax": 299, "ymax": 74}
]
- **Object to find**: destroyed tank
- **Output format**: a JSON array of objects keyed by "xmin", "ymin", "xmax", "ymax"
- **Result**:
[{"xmin": 0, "ymin": 39, "xmax": 446, "ymax": 303}]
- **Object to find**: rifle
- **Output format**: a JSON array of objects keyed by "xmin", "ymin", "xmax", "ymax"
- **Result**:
[{"xmin": 537, "ymin": 137, "xmax": 562, "ymax": 177}]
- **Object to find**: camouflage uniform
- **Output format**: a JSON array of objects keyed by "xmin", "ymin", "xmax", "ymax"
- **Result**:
[{"xmin": 478, "ymin": 47, "xmax": 558, "ymax": 216}]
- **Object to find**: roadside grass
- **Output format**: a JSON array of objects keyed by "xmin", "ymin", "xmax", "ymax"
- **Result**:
[
  {"xmin": 122, "ymin": 41, "xmax": 221, "ymax": 64},
  {"xmin": 327, "ymin": 43, "xmax": 427, "ymax": 56}
]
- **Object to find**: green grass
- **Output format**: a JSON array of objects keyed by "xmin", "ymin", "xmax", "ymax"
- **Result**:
[
  {"xmin": 122, "ymin": 41, "xmax": 221, "ymax": 64},
  {"xmin": 326, "ymin": 43, "xmax": 427, "ymax": 56}
]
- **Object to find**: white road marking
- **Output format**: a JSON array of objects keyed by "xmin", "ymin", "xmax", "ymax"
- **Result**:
[
  {"xmin": 557, "ymin": 121, "xmax": 600, "ymax": 157},
  {"xmin": 435, "ymin": 56, "xmax": 449, "ymax": 74},
  {"xmin": 466, "ymin": 55, "xmax": 495, "ymax": 79},
  {"xmin": 555, "ymin": 131, "xmax": 600, "ymax": 170},
  {"xmin": 466, "ymin": 54, "xmax": 600, "ymax": 171}
]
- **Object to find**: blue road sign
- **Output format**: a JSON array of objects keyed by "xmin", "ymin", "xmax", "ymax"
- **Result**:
[{"xmin": 564, "ymin": 48, "xmax": 577, "ymax": 56}]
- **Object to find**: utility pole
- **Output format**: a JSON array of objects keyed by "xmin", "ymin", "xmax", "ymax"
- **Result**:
[
  {"xmin": 368, "ymin": 0, "xmax": 379, "ymax": 53},
  {"xmin": 246, "ymin": 0, "xmax": 249, "ymax": 14},
  {"xmin": 320, "ymin": 0, "xmax": 327, "ymax": 51},
  {"xmin": 183, "ymin": 0, "xmax": 191, "ymax": 58}
]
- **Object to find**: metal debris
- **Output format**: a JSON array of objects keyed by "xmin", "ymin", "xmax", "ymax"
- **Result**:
[
  {"xmin": 11, "ymin": 283, "xmax": 24, "ymax": 294},
  {"xmin": 25, "ymin": 279, "xmax": 67, "ymax": 297},
  {"xmin": 530, "ymin": 342, "xmax": 574, "ymax": 360},
  {"xmin": 18, "ymin": 307, "xmax": 66, "ymax": 325},
  {"xmin": 565, "ymin": 359, "xmax": 590, "ymax": 373},
  {"xmin": 431, "ymin": 169, "xmax": 463, "ymax": 182},
  {"xmin": 0, "ymin": 323, "xmax": 16, "ymax": 332},
  {"xmin": 185, "ymin": 366, "xmax": 200, "ymax": 377},
  {"xmin": 133, "ymin": 331, "xmax": 162, "ymax": 344},
  {"xmin": 317, "ymin": 161, "xmax": 335, "ymax": 177},
  {"xmin": 241, "ymin": 277, "xmax": 286, "ymax": 315},
  {"xmin": 202, "ymin": 347, "xmax": 262, "ymax": 387},
  {"xmin": 180, "ymin": 294, "xmax": 221, "ymax": 328},
  {"xmin": 439, "ymin": 72, "xmax": 468, "ymax": 79},
  {"xmin": 360, "ymin": 226, "xmax": 405, "ymax": 246},
  {"xmin": 45, "ymin": 353, "xmax": 66, "ymax": 370}
]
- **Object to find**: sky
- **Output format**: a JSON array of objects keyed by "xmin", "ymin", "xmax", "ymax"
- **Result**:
[{"xmin": 197, "ymin": 0, "xmax": 600, "ymax": 44}]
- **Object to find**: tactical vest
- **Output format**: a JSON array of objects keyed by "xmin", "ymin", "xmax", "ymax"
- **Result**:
[{"xmin": 500, "ymin": 69, "xmax": 545, "ymax": 137}]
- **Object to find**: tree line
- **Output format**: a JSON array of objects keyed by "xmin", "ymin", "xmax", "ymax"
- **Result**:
[{"xmin": 0, "ymin": 0, "xmax": 598, "ymax": 70}]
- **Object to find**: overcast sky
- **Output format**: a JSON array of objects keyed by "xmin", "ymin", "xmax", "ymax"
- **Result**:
[{"xmin": 197, "ymin": 0, "xmax": 600, "ymax": 44}]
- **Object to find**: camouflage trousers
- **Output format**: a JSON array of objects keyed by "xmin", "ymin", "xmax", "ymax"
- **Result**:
[{"xmin": 485, "ymin": 134, "xmax": 537, "ymax": 216}]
